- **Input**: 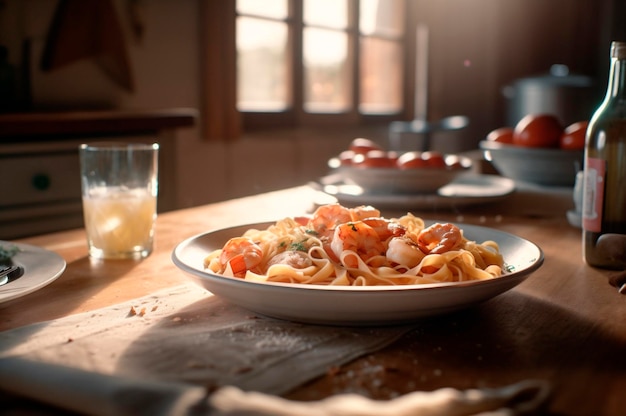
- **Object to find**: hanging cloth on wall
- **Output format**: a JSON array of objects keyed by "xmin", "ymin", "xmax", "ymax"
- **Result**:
[{"xmin": 40, "ymin": 0, "xmax": 134, "ymax": 93}]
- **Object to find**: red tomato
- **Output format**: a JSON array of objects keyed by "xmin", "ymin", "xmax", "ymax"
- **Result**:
[
  {"xmin": 486, "ymin": 127, "xmax": 514, "ymax": 144},
  {"xmin": 293, "ymin": 216, "xmax": 311, "ymax": 226},
  {"xmin": 421, "ymin": 151, "xmax": 446, "ymax": 168},
  {"xmin": 560, "ymin": 121, "xmax": 588, "ymax": 150},
  {"xmin": 444, "ymin": 154, "xmax": 465, "ymax": 169},
  {"xmin": 353, "ymin": 150, "xmax": 395, "ymax": 168},
  {"xmin": 349, "ymin": 138, "xmax": 383, "ymax": 154},
  {"xmin": 338, "ymin": 150, "xmax": 356, "ymax": 166},
  {"xmin": 513, "ymin": 114, "xmax": 563, "ymax": 148},
  {"xmin": 396, "ymin": 151, "xmax": 428, "ymax": 169},
  {"xmin": 386, "ymin": 150, "xmax": 400, "ymax": 164}
]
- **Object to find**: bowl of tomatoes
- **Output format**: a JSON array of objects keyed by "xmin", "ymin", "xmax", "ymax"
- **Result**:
[
  {"xmin": 480, "ymin": 114, "xmax": 585, "ymax": 187},
  {"xmin": 329, "ymin": 138, "xmax": 472, "ymax": 194}
]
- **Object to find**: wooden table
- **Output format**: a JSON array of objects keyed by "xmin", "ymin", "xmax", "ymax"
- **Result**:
[{"xmin": 1, "ymin": 185, "xmax": 625, "ymax": 415}]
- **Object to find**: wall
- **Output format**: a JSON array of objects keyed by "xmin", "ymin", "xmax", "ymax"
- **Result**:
[
  {"xmin": 1, "ymin": 0, "xmax": 372, "ymax": 210},
  {"xmin": 409, "ymin": 0, "xmax": 618, "ymax": 145},
  {"xmin": 1, "ymin": 0, "xmax": 620, "ymax": 210}
]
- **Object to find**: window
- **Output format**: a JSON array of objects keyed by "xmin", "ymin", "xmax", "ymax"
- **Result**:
[
  {"xmin": 236, "ymin": 0, "xmax": 408, "ymax": 129},
  {"xmin": 236, "ymin": 0, "xmax": 289, "ymax": 112}
]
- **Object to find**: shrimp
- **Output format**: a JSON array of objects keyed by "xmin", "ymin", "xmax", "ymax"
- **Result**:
[
  {"xmin": 308, "ymin": 204, "xmax": 381, "ymax": 238},
  {"xmin": 386, "ymin": 236, "xmax": 425, "ymax": 268},
  {"xmin": 308, "ymin": 204, "xmax": 352, "ymax": 237},
  {"xmin": 219, "ymin": 237, "xmax": 263, "ymax": 277},
  {"xmin": 330, "ymin": 221, "xmax": 386, "ymax": 267},
  {"xmin": 416, "ymin": 223, "xmax": 463, "ymax": 254},
  {"xmin": 349, "ymin": 205, "xmax": 381, "ymax": 221},
  {"xmin": 362, "ymin": 217, "xmax": 406, "ymax": 241}
]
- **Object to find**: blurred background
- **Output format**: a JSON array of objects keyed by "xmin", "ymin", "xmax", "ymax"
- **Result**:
[{"xmin": 0, "ymin": 0, "xmax": 624, "ymax": 233}]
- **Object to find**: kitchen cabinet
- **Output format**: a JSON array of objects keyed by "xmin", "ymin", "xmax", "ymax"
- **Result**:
[{"xmin": 0, "ymin": 109, "xmax": 196, "ymax": 239}]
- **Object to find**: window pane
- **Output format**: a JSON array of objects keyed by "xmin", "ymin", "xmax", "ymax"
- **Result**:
[
  {"xmin": 303, "ymin": 28, "xmax": 351, "ymax": 113},
  {"xmin": 304, "ymin": 0, "xmax": 348, "ymax": 29},
  {"xmin": 360, "ymin": 37, "xmax": 402, "ymax": 114},
  {"xmin": 237, "ymin": 0, "xmax": 287, "ymax": 19},
  {"xmin": 360, "ymin": 0, "xmax": 404, "ymax": 38},
  {"xmin": 237, "ymin": 17, "xmax": 288, "ymax": 111}
]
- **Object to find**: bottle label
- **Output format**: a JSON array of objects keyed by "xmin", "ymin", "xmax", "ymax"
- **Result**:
[{"xmin": 582, "ymin": 157, "xmax": 606, "ymax": 232}]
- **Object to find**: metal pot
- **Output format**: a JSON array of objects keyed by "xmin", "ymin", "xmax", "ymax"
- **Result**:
[{"xmin": 503, "ymin": 64, "xmax": 601, "ymax": 127}]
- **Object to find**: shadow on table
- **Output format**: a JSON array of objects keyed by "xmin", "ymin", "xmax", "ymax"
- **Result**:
[{"xmin": 113, "ymin": 285, "xmax": 625, "ymax": 416}]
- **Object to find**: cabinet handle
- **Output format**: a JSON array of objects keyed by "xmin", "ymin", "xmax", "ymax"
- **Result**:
[{"xmin": 32, "ymin": 173, "xmax": 51, "ymax": 191}]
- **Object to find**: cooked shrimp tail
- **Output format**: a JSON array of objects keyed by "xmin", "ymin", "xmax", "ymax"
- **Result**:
[
  {"xmin": 417, "ymin": 223, "xmax": 463, "ymax": 254},
  {"xmin": 362, "ymin": 217, "xmax": 406, "ymax": 241},
  {"xmin": 348, "ymin": 205, "xmax": 381, "ymax": 221},
  {"xmin": 308, "ymin": 204, "xmax": 352, "ymax": 237},
  {"xmin": 386, "ymin": 236, "xmax": 425, "ymax": 269},
  {"xmin": 219, "ymin": 237, "xmax": 263, "ymax": 277},
  {"xmin": 331, "ymin": 221, "xmax": 386, "ymax": 267}
]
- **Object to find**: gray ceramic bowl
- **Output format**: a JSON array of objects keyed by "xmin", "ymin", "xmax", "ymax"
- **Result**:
[{"xmin": 480, "ymin": 141, "xmax": 582, "ymax": 187}]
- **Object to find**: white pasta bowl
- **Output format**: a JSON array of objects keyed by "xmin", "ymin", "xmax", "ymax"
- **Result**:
[{"xmin": 172, "ymin": 221, "xmax": 544, "ymax": 326}]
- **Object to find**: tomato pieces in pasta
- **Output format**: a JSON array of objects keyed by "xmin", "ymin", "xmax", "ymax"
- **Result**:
[{"xmin": 204, "ymin": 203, "xmax": 504, "ymax": 286}]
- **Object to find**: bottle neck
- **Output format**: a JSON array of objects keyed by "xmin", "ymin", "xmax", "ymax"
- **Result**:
[{"xmin": 607, "ymin": 58, "xmax": 626, "ymax": 100}]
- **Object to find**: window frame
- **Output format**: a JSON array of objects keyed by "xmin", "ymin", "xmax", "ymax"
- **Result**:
[{"xmin": 200, "ymin": 0, "xmax": 414, "ymax": 140}]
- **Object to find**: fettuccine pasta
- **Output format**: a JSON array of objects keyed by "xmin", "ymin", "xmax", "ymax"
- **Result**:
[{"xmin": 204, "ymin": 203, "xmax": 504, "ymax": 286}]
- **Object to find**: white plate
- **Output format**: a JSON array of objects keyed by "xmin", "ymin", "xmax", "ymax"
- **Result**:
[
  {"xmin": 172, "ymin": 221, "xmax": 543, "ymax": 326},
  {"xmin": 314, "ymin": 173, "xmax": 515, "ymax": 210},
  {"xmin": 0, "ymin": 241, "xmax": 66, "ymax": 303}
]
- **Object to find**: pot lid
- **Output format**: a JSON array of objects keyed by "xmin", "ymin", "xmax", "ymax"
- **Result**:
[{"xmin": 514, "ymin": 64, "xmax": 594, "ymax": 88}]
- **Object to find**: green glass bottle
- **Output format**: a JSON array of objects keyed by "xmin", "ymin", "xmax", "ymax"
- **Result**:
[{"xmin": 582, "ymin": 41, "xmax": 626, "ymax": 269}]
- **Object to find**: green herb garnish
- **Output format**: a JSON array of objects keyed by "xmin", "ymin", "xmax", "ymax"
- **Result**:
[
  {"xmin": 0, "ymin": 244, "xmax": 19, "ymax": 264},
  {"xmin": 290, "ymin": 241, "xmax": 308, "ymax": 252}
]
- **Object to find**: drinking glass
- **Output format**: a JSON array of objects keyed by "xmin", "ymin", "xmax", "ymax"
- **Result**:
[{"xmin": 79, "ymin": 143, "xmax": 159, "ymax": 259}]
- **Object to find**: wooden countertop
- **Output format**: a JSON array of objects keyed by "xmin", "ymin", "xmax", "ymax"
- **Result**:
[
  {"xmin": 0, "ymin": 108, "xmax": 197, "ymax": 139},
  {"xmin": 1, "ymin": 185, "xmax": 625, "ymax": 415}
]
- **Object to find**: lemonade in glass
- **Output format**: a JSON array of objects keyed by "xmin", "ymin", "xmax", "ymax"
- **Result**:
[
  {"xmin": 83, "ymin": 187, "xmax": 157, "ymax": 259},
  {"xmin": 79, "ymin": 143, "xmax": 159, "ymax": 259}
]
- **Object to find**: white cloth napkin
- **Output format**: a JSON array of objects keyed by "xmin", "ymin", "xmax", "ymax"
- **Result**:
[
  {"xmin": 0, "ymin": 357, "xmax": 550, "ymax": 416},
  {"xmin": 209, "ymin": 381, "xmax": 551, "ymax": 416},
  {"xmin": 0, "ymin": 284, "xmax": 413, "ymax": 394},
  {"xmin": 0, "ymin": 284, "xmax": 551, "ymax": 415}
]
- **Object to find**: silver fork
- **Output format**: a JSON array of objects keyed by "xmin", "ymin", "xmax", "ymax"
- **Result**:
[{"xmin": 0, "ymin": 265, "xmax": 23, "ymax": 286}]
